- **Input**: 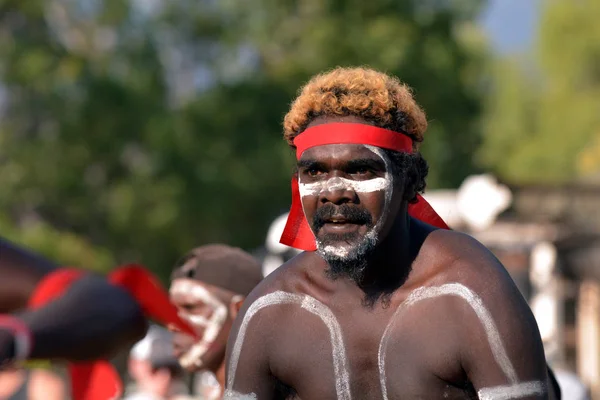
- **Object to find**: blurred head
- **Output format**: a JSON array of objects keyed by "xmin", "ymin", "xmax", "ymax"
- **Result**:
[
  {"xmin": 284, "ymin": 67, "xmax": 429, "ymax": 280},
  {"xmin": 169, "ymin": 244, "xmax": 263, "ymax": 372},
  {"xmin": 128, "ymin": 325, "xmax": 183, "ymax": 396}
]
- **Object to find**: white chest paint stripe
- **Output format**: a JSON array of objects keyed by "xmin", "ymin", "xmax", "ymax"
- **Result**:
[
  {"xmin": 299, "ymin": 176, "xmax": 390, "ymax": 197},
  {"xmin": 226, "ymin": 291, "xmax": 352, "ymax": 400},
  {"xmin": 378, "ymin": 283, "xmax": 519, "ymax": 400},
  {"xmin": 477, "ymin": 381, "xmax": 546, "ymax": 400}
]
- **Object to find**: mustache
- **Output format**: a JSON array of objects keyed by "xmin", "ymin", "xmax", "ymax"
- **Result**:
[{"xmin": 312, "ymin": 204, "xmax": 373, "ymax": 231}]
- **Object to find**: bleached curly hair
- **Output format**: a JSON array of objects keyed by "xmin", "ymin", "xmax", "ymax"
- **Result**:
[{"xmin": 283, "ymin": 67, "xmax": 428, "ymax": 150}]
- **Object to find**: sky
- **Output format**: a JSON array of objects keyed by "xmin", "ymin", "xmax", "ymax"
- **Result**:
[{"xmin": 479, "ymin": 0, "xmax": 540, "ymax": 54}]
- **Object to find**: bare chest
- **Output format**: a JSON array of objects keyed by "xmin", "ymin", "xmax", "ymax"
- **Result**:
[{"xmin": 231, "ymin": 288, "xmax": 480, "ymax": 400}]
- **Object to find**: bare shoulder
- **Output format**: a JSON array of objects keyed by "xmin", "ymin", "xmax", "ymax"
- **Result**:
[
  {"xmin": 230, "ymin": 251, "xmax": 324, "ymax": 338},
  {"xmin": 422, "ymin": 229, "xmax": 525, "ymax": 300},
  {"xmin": 417, "ymin": 230, "xmax": 547, "ymax": 388},
  {"xmin": 240, "ymin": 251, "xmax": 326, "ymax": 306}
]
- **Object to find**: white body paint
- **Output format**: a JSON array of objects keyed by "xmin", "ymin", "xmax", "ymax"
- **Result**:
[
  {"xmin": 231, "ymin": 286, "xmax": 544, "ymax": 400},
  {"xmin": 477, "ymin": 381, "xmax": 546, "ymax": 400},
  {"xmin": 223, "ymin": 389, "xmax": 258, "ymax": 399},
  {"xmin": 226, "ymin": 291, "xmax": 352, "ymax": 400},
  {"xmin": 170, "ymin": 279, "xmax": 228, "ymax": 369},
  {"xmin": 378, "ymin": 283, "xmax": 527, "ymax": 400}
]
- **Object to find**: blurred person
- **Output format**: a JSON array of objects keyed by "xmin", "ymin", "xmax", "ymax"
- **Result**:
[
  {"xmin": 0, "ymin": 364, "xmax": 66, "ymax": 400},
  {"xmin": 224, "ymin": 67, "xmax": 561, "ymax": 399},
  {"xmin": 124, "ymin": 325, "xmax": 189, "ymax": 400},
  {"xmin": 0, "ymin": 236, "xmax": 195, "ymax": 400},
  {"xmin": 168, "ymin": 244, "xmax": 263, "ymax": 399}
]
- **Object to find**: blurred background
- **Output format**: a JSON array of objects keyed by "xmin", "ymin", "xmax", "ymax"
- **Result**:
[{"xmin": 1, "ymin": 0, "xmax": 599, "ymax": 398}]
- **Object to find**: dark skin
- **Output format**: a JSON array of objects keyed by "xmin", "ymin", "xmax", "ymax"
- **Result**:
[
  {"xmin": 225, "ymin": 116, "xmax": 556, "ymax": 399},
  {"xmin": 0, "ymin": 237, "xmax": 147, "ymax": 362}
]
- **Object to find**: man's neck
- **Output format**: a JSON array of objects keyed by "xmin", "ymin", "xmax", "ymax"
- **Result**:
[{"xmin": 354, "ymin": 212, "xmax": 415, "ymax": 306}]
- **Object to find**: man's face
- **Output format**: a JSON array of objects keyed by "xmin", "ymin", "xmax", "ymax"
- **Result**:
[
  {"xmin": 297, "ymin": 120, "xmax": 403, "ymax": 278},
  {"xmin": 169, "ymin": 278, "xmax": 231, "ymax": 371}
]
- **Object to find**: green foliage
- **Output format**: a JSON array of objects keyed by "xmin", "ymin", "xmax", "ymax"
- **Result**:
[
  {"xmin": 0, "ymin": 0, "xmax": 487, "ymax": 281},
  {"xmin": 480, "ymin": 0, "xmax": 600, "ymax": 184}
]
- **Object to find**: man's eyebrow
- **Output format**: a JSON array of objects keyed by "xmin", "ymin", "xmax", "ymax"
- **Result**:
[
  {"xmin": 297, "ymin": 159, "xmax": 327, "ymax": 170},
  {"xmin": 345, "ymin": 158, "xmax": 387, "ymax": 170}
]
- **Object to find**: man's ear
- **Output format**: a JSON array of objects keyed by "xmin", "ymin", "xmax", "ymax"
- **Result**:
[{"xmin": 229, "ymin": 295, "xmax": 245, "ymax": 319}]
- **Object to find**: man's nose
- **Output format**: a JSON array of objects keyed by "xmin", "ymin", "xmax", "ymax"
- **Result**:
[{"xmin": 319, "ymin": 177, "xmax": 357, "ymax": 205}]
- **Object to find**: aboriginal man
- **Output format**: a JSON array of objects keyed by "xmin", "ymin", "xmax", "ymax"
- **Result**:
[
  {"xmin": 169, "ymin": 244, "xmax": 263, "ymax": 398},
  {"xmin": 224, "ymin": 67, "xmax": 559, "ymax": 400}
]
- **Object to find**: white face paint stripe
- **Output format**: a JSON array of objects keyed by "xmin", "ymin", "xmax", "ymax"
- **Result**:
[
  {"xmin": 170, "ymin": 279, "xmax": 228, "ymax": 369},
  {"xmin": 364, "ymin": 145, "xmax": 393, "ymax": 209},
  {"xmin": 378, "ymin": 283, "xmax": 519, "ymax": 400},
  {"xmin": 170, "ymin": 279, "xmax": 225, "ymax": 309},
  {"xmin": 223, "ymin": 389, "xmax": 258, "ymax": 399},
  {"xmin": 477, "ymin": 381, "xmax": 546, "ymax": 400},
  {"xmin": 299, "ymin": 177, "xmax": 390, "ymax": 197},
  {"xmin": 226, "ymin": 291, "xmax": 352, "ymax": 400}
]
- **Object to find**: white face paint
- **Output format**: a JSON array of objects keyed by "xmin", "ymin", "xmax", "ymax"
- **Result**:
[
  {"xmin": 170, "ymin": 279, "xmax": 228, "ymax": 369},
  {"xmin": 299, "ymin": 145, "xmax": 393, "ymax": 260},
  {"xmin": 299, "ymin": 176, "xmax": 390, "ymax": 197}
]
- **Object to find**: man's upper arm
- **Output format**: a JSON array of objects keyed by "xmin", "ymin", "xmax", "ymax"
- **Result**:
[
  {"xmin": 224, "ymin": 290, "xmax": 277, "ymax": 400},
  {"xmin": 457, "ymin": 259, "xmax": 550, "ymax": 399}
]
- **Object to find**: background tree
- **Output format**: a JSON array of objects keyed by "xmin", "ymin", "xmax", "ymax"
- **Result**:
[
  {"xmin": 0, "ymin": 0, "xmax": 487, "ymax": 280},
  {"xmin": 479, "ymin": 0, "xmax": 600, "ymax": 184}
]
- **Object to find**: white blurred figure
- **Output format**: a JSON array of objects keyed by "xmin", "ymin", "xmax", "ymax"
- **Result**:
[
  {"xmin": 262, "ymin": 213, "xmax": 301, "ymax": 277},
  {"xmin": 124, "ymin": 325, "xmax": 190, "ymax": 400},
  {"xmin": 424, "ymin": 174, "xmax": 512, "ymax": 231},
  {"xmin": 553, "ymin": 369, "xmax": 590, "ymax": 400}
]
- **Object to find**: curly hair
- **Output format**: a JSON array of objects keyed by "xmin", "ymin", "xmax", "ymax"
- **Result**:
[
  {"xmin": 284, "ymin": 67, "xmax": 429, "ymax": 202},
  {"xmin": 283, "ymin": 67, "xmax": 428, "ymax": 150}
]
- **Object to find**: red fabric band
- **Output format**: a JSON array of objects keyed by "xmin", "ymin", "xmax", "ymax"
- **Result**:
[
  {"xmin": 294, "ymin": 123, "xmax": 413, "ymax": 159},
  {"xmin": 280, "ymin": 123, "xmax": 449, "ymax": 251}
]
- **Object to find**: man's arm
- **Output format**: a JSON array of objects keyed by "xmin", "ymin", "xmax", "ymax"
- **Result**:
[
  {"xmin": 224, "ymin": 287, "xmax": 280, "ymax": 400},
  {"xmin": 0, "ymin": 237, "xmax": 147, "ymax": 362},
  {"xmin": 0, "ymin": 237, "xmax": 57, "ymax": 312},
  {"xmin": 452, "ymin": 241, "xmax": 552, "ymax": 400}
]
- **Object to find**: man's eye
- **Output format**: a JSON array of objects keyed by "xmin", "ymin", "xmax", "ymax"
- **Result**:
[
  {"xmin": 349, "ymin": 167, "xmax": 371, "ymax": 176},
  {"xmin": 307, "ymin": 168, "xmax": 323, "ymax": 177}
]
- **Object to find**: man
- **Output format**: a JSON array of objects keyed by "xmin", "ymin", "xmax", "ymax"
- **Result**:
[
  {"xmin": 168, "ymin": 244, "xmax": 264, "ymax": 399},
  {"xmin": 0, "ymin": 236, "xmax": 195, "ymax": 400},
  {"xmin": 224, "ymin": 67, "xmax": 559, "ymax": 399}
]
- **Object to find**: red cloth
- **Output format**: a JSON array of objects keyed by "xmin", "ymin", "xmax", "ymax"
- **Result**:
[
  {"xmin": 280, "ymin": 123, "xmax": 449, "ymax": 251},
  {"xmin": 24, "ymin": 265, "xmax": 198, "ymax": 400}
]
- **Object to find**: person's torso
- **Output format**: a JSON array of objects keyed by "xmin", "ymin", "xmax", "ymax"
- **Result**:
[{"xmin": 246, "ymin": 234, "xmax": 481, "ymax": 399}]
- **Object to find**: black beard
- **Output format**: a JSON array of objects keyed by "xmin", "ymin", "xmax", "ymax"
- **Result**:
[
  {"xmin": 318, "ymin": 231, "xmax": 378, "ymax": 283},
  {"xmin": 312, "ymin": 203, "xmax": 377, "ymax": 283}
]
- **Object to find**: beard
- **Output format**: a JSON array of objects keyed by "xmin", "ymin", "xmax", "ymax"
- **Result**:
[{"xmin": 312, "ymin": 204, "xmax": 378, "ymax": 282}]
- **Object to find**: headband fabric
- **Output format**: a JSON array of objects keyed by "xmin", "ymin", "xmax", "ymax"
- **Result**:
[{"xmin": 279, "ymin": 123, "xmax": 449, "ymax": 250}]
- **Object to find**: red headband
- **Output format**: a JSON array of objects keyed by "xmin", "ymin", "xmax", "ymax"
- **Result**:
[{"xmin": 279, "ymin": 123, "xmax": 449, "ymax": 250}]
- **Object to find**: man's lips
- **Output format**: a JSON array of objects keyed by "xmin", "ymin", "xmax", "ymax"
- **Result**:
[{"xmin": 320, "ymin": 216, "xmax": 362, "ymax": 234}]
